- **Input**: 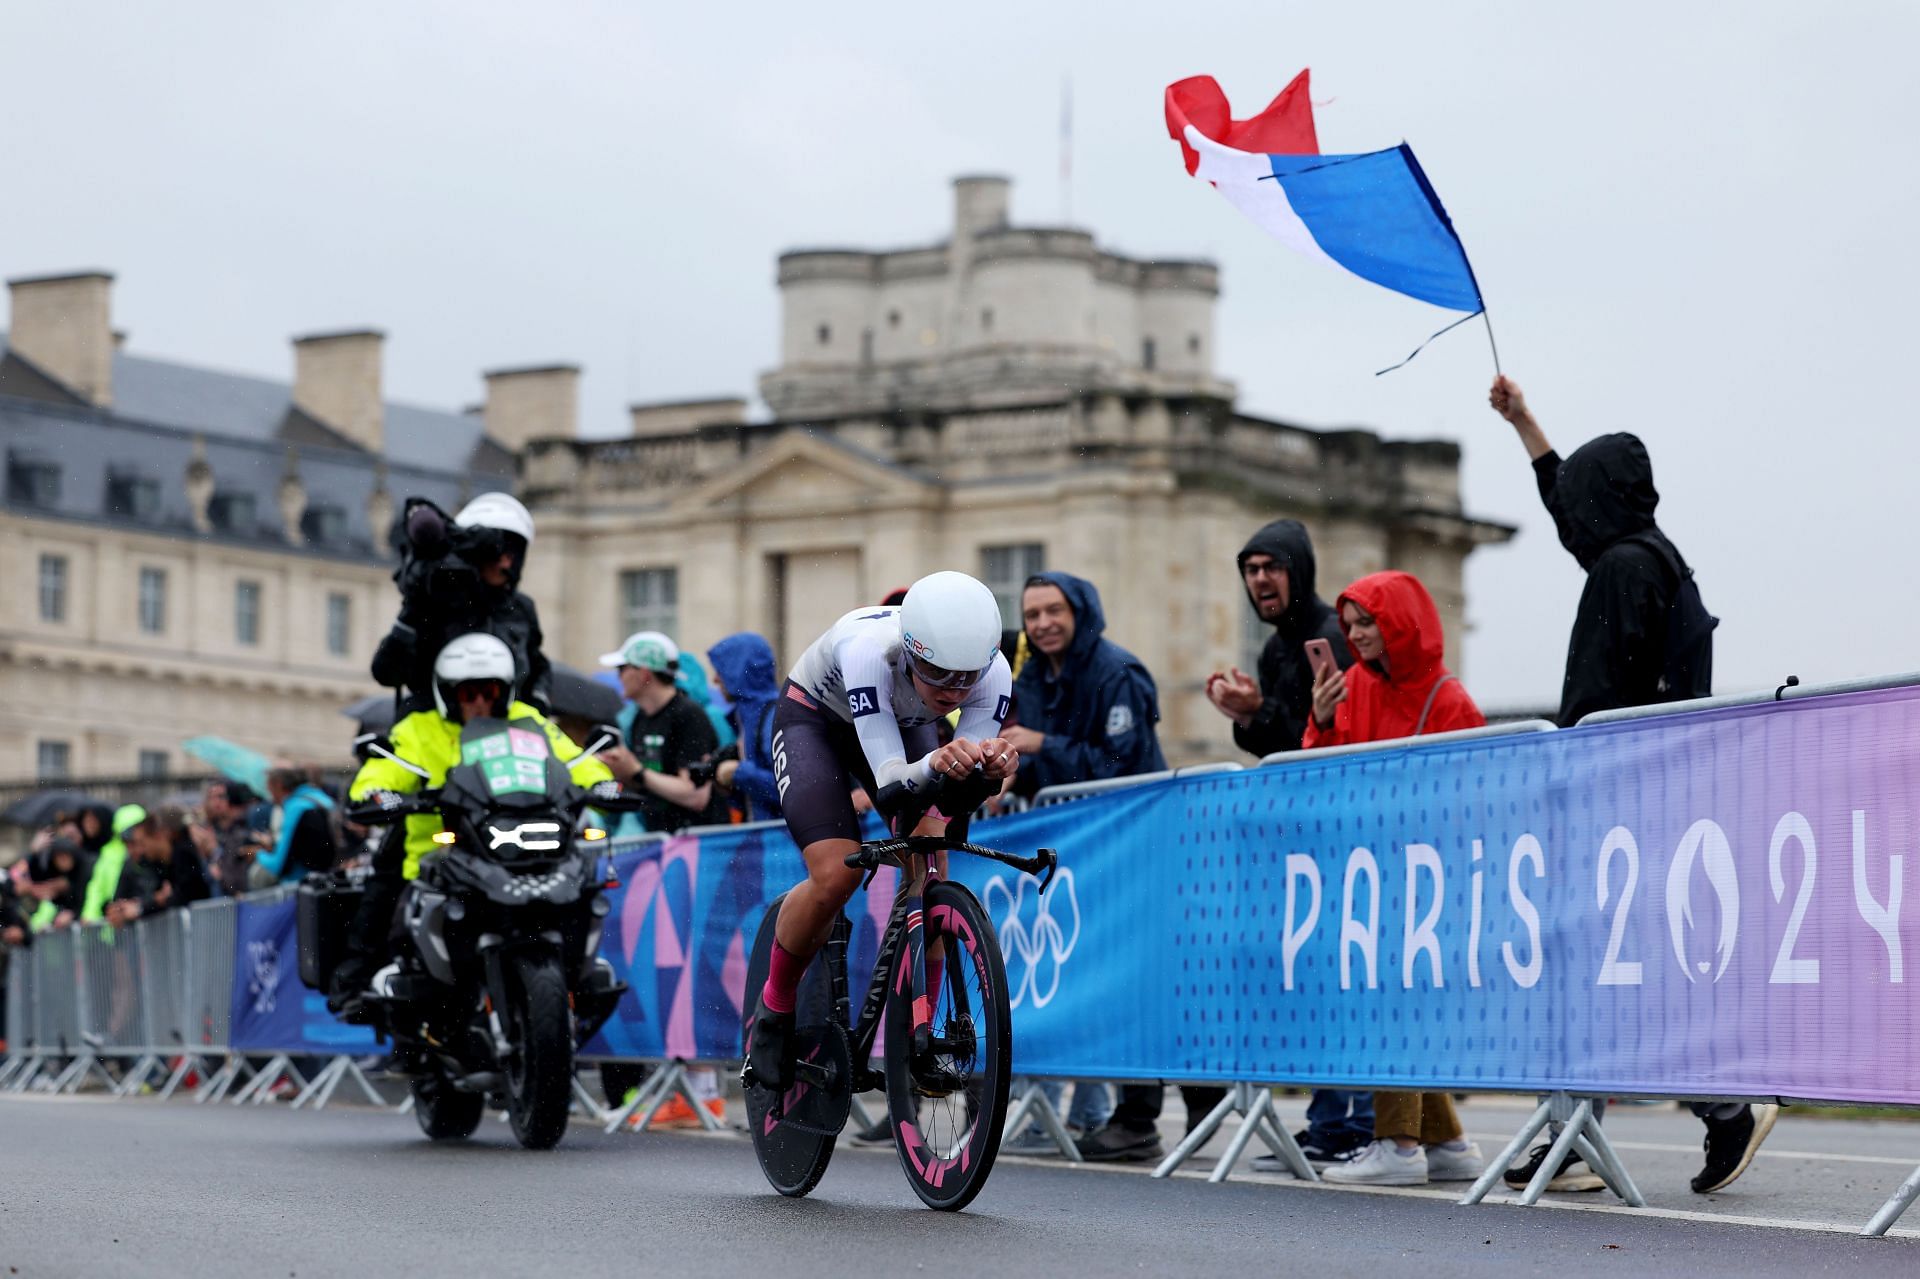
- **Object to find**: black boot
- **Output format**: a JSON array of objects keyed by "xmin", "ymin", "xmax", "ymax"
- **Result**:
[{"xmin": 746, "ymin": 998, "xmax": 795, "ymax": 1091}]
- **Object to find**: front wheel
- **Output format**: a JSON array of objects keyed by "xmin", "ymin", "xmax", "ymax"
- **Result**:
[
  {"xmin": 884, "ymin": 881, "xmax": 1012, "ymax": 1211},
  {"xmin": 504, "ymin": 951, "xmax": 574, "ymax": 1150}
]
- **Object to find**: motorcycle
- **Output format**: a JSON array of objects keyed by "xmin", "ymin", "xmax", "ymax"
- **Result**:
[{"xmin": 304, "ymin": 716, "xmax": 639, "ymax": 1150}]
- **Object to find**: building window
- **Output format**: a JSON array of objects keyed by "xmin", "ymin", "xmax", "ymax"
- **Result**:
[
  {"xmin": 235, "ymin": 579, "xmax": 261, "ymax": 645},
  {"xmin": 981, "ymin": 543, "xmax": 1046, "ymax": 631},
  {"xmin": 1142, "ymin": 337, "xmax": 1157, "ymax": 371},
  {"xmin": 138, "ymin": 750, "xmax": 170, "ymax": 780},
  {"xmin": 887, "ymin": 310, "xmax": 901, "ymax": 329},
  {"xmin": 38, "ymin": 554, "xmax": 68, "ymax": 623},
  {"xmin": 981, "ymin": 307, "xmax": 995, "ymax": 332},
  {"xmin": 1188, "ymin": 333, "xmax": 1202, "ymax": 355},
  {"xmin": 816, "ymin": 323, "xmax": 832, "ymax": 346},
  {"xmin": 326, "ymin": 593, "xmax": 351, "ymax": 656},
  {"xmin": 36, "ymin": 740, "xmax": 71, "ymax": 783},
  {"xmin": 208, "ymin": 492, "xmax": 257, "ymax": 534},
  {"xmin": 138, "ymin": 567, "xmax": 167, "ymax": 634},
  {"xmin": 302, "ymin": 504, "xmax": 348, "ymax": 547},
  {"xmin": 106, "ymin": 470, "xmax": 162, "ymax": 520},
  {"xmin": 6, "ymin": 457, "xmax": 60, "ymax": 507},
  {"xmin": 860, "ymin": 328, "xmax": 874, "ymax": 366},
  {"xmin": 619, "ymin": 568, "xmax": 678, "ymax": 640}
]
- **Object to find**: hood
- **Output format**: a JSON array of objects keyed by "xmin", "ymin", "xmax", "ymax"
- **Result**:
[
  {"xmin": 1337, "ymin": 571, "xmax": 1447, "ymax": 687},
  {"xmin": 708, "ymin": 633, "xmax": 780, "ymax": 702},
  {"xmin": 674, "ymin": 651, "xmax": 715, "ymax": 707},
  {"xmin": 78, "ymin": 803, "xmax": 117, "ymax": 852},
  {"xmin": 1553, "ymin": 433, "xmax": 1659, "ymax": 568},
  {"xmin": 112, "ymin": 804, "xmax": 148, "ymax": 837},
  {"xmin": 1026, "ymin": 571, "xmax": 1107, "ymax": 666},
  {"xmin": 1236, "ymin": 519, "xmax": 1326, "ymax": 634}
]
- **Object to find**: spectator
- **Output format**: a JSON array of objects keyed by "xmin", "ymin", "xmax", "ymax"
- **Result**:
[
  {"xmin": 202, "ymin": 782, "xmax": 265, "ymax": 897},
  {"xmin": 22, "ymin": 835, "xmax": 92, "ymax": 933},
  {"xmin": 249, "ymin": 767, "xmax": 338, "ymax": 888},
  {"xmin": 80, "ymin": 805, "xmax": 149, "ymax": 923},
  {"xmin": 595, "ymin": 631, "xmax": 723, "ymax": 833},
  {"xmin": 1207, "ymin": 519, "xmax": 1374, "ymax": 1169},
  {"xmin": 105, "ymin": 811, "xmax": 212, "ymax": 926},
  {"xmin": 1, "ymin": 873, "xmax": 29, "ymax": 949},
  {"xmin": 75, "ymin": 803, "xmax": 115, "ymax": 858},
  {"xmin": 1489, "ymin": 375, "xmax": 1769, "ymax": 1196},
  {"xmin": 1207, "ymin": 518, "xmax": 1353, "ymax": 757},
  {"xmin": 707, "ymin": 633, "xmax": 783, "ymax": 823},
  {"xmin": 1304, "ymin": 570, "xmax": 1487, "ymax": 1187},
  {"xmin": 989, "ymin": 572, "xmax": 1159, "ymax": 1160},
  {"xmin": 1003, "ymin": 572, "xmax": 1166, "ymax": 796}
]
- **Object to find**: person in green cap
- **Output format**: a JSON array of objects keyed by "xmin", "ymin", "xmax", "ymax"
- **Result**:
[
  {"xmin": 80, "ymin": 804, "xmax": 150, "ymax": 923},
  {"xmin": 596, "ymin": 630, "xmax": 725, "ymax": 833}
]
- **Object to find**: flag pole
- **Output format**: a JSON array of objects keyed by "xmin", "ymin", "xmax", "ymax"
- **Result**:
[{"xmin": 1481, "ymin": 309, "xmax": 1503, "ymax": 376}]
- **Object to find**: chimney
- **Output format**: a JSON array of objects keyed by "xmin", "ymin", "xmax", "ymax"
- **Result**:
[
  {"xmin": 952, "ymin": 175, "xmax": 1011, "ymax": 245},
  {"xmin": 292, "ymin": 328, "xmax": 385, "ymax": 453},
  {"xmin": 6, "ymin": 271, "xmax": 115, "ymax": 407},
  {"xmin": 482, "ymin": 364, "xmax": 580, "ymax": 453},
  {"xmin": 628, "ymin": 397, "xmax": 748, "ymax": 438}
]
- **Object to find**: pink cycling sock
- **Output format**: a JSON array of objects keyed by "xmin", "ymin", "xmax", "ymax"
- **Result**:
[{"xmin": 761, "ymin": 941, "xmax": 805, "ymax": 1015}]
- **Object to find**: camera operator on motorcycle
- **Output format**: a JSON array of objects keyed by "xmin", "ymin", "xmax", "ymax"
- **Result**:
[
  {"xmin": 328, "ymin": 633, "xmax": 612, "ymax": 1017},
  {"xmin": 371, "ymin": 492, "xmax": 553, "ymax": 715},
  {"xmin": 747, "ymin": 571, "xmax": 1020, "ymax": 1090}
]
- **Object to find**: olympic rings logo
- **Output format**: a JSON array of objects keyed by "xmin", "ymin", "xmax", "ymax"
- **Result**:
[{"xmin": 984, "ymin": 867, "xmax": 1079, "ymax": 1009}]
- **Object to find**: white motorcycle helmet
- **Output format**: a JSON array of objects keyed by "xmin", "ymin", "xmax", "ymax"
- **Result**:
[
  {"xmin": 432, "ymin": 632, "xmax": 519, "ymax": 721},
  {"xmin": 898, "ymin": 571, "xmax": 1002, "ymax": 687},
  {"xmin": 455, "ymin": 492, "xmax": 535, "ymax": 546}
]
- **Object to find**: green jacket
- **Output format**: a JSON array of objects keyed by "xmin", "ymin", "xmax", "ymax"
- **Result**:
[
  {"xmin": 350, "ymin": 702, "xmax": 612, "ymax": 880},
  {"xmin": 79, "ymin": 804, "xmax": 149, "ymax": 923}
]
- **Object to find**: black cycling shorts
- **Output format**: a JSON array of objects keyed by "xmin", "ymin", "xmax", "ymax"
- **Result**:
[{"xmin": 773, "ymin": 681, "xmax": 941, "ymax": 848}]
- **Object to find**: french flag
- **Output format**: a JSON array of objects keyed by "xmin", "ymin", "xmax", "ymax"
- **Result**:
[{"xmin": 1167, "ymin": 73, "xmax": 1484, "ymax": 316}]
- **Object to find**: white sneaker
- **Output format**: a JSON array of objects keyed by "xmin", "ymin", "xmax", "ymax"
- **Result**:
[
  {"xmin": 1425, "ymin": 1138, "xmax": 1485, "ymax": 1181},
  {"xmin": 1322, "ymin": 1139, "xmax": 1428, "ymax": 1186}
]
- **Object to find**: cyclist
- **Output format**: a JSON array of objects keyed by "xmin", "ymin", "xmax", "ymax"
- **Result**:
[{"xmin": 747, "ymin": 571, "xmax": 1020, "ymax": 1088}]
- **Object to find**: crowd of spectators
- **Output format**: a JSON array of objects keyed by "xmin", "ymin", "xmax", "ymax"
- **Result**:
[{"xmin": 0, "ymin": 374, "xmax": 1775, "ymax": 1193}]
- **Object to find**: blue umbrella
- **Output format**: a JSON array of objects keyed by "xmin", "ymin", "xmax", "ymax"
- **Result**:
[{"xmin": 180, "ymin": 736, "xmax": 272, "ymax": 796}]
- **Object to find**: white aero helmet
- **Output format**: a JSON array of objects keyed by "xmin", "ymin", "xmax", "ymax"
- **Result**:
[
  {"xmin": 899, "ymin": 571, "xmax": 1002, "ymax": 687},
  {"xmin": 432, "ymin": 632, "xmax": 518, "ymax": 720},
  {"xmin": 455, "ymin": 492, "xmax": 535, "ymax": 548}
]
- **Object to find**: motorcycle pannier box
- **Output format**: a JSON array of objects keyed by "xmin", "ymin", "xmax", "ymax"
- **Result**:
[{"xmin": 296, "ymin": 872, "xmax": 363, "ymax": 992}]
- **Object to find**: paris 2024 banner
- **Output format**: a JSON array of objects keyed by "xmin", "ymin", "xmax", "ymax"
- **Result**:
[{"xmin": 583, "ymin": 685, "xmax": 1919, "ymax": 1105}]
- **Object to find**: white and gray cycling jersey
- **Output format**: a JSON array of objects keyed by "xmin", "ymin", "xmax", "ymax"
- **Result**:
[{"xmin": 787, "ymin": 606, "xmax": 1012, "ymax": 791}]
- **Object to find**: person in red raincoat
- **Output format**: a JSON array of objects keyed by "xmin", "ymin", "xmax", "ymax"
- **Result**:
[{"xmin": 1304, "ymin": 570, "xmax": 1488, "ymax": 1187}]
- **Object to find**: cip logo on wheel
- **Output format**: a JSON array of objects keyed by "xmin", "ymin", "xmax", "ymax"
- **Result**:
[{"xmin": 983, "ymin": 867, "xmax": 1079, "ymax": 1009}]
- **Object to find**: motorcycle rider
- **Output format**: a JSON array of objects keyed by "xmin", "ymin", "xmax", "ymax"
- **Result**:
[
  {"xmin": 371, "ymin": 492, "xmax": 554, "ymax": 714},
  {"xmin": 329, "ymin": 633, "xmax": 613, "ymax": 1016}
]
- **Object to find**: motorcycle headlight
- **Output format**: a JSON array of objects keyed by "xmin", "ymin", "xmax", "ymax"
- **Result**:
[{"xmin": 484, "ymin": 820, "xmax": 564, "ymax": 853}]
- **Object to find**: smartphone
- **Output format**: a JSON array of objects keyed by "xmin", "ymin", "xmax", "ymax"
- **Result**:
[{"xmin": 1304, "ymin": 637, "xmax": 1338, "ymax": 682}]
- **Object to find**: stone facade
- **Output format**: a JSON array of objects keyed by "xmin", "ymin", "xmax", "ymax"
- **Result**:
[{"xmin": 526, "ymin": 176, "xmax": 1512, "ymax": 765}]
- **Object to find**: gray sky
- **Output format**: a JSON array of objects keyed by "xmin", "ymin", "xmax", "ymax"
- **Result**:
[{"xmin": 5, "ymin": 1, "xmax": 1915, "ymax": 708}]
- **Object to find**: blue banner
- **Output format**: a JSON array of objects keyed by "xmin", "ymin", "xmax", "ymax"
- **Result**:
[{"xmin": 230, "ymin": 896, "xmax": 377, "ymax": 1055}]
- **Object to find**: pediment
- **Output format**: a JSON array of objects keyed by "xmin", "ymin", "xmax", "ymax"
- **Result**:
[{"xmin": 680, "ymin": 430, "xmax": 935, "ymax": 516}]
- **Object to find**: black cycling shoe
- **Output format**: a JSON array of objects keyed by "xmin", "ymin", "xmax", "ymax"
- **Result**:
[{"xmin": 746, "ymin": 998, "xmax": 796, "ymax": 1092}]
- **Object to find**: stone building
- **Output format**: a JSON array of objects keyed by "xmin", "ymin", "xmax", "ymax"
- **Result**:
[
  {"xmin": 0, "ymin": 271, "xmax": 511, "ymax": 783},
  {"xmin": 523, "ymin": 177, "xmax": 1514, "ymax": 764}
]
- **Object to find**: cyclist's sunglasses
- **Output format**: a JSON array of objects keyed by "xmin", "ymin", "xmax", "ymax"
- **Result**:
[{"xmin": 906, "ymin": 651, "xmax": 987, "ymax": 691}]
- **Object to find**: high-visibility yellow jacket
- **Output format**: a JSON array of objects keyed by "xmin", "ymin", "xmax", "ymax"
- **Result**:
[{"xmin": 349, "ymin": 703, "xmax": 613, "ymax": 879}]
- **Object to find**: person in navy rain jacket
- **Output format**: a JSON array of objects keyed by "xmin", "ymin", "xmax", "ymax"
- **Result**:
[
  {"xmin": 1001, "ymin": 571, "xmax": 1166, "ymax": 797},
  {"xmin": 706, "ymin": 632, "xmax": 783, "ymax": 823}
]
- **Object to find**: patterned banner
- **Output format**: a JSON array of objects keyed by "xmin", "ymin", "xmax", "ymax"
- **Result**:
[{"xmin": 229, "ymin": 897, "xmax": 377, "ymax": 1055}]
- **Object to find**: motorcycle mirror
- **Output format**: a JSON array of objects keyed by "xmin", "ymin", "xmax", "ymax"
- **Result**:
[{"xmin": 583, "ymin": 723, "xmax": 622, "ymax": 756}]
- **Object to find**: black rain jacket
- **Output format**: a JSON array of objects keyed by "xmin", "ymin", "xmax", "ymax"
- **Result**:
[
  {"xmin": 1534, "ymin": 432, "xmax": 1709, "ymax": 726},
  {"xmin": 1233, "ymin": 519, "xmax": 1353, "ymax": 759}
]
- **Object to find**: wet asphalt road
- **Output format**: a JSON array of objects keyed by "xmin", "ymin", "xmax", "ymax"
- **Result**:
[{"xmin": 3, "ymin": 1095, "xmax": 1917, "ymax": 1279}]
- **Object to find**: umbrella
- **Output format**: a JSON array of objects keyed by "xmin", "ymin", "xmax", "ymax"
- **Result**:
[
  {"xmin": 1, "ymin": 789, "xmax": 101, "ymax": 828},
  {"xmin": 180, "ymin": 736, "xmax": 271, "ymax": 796},
  {"xmin": 342, "ymin": 692, "xmax": 399, "ymax": 733},
  {"xmin": 548, "ymin": 663, "xmax": 624, "ymax": 724}
]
